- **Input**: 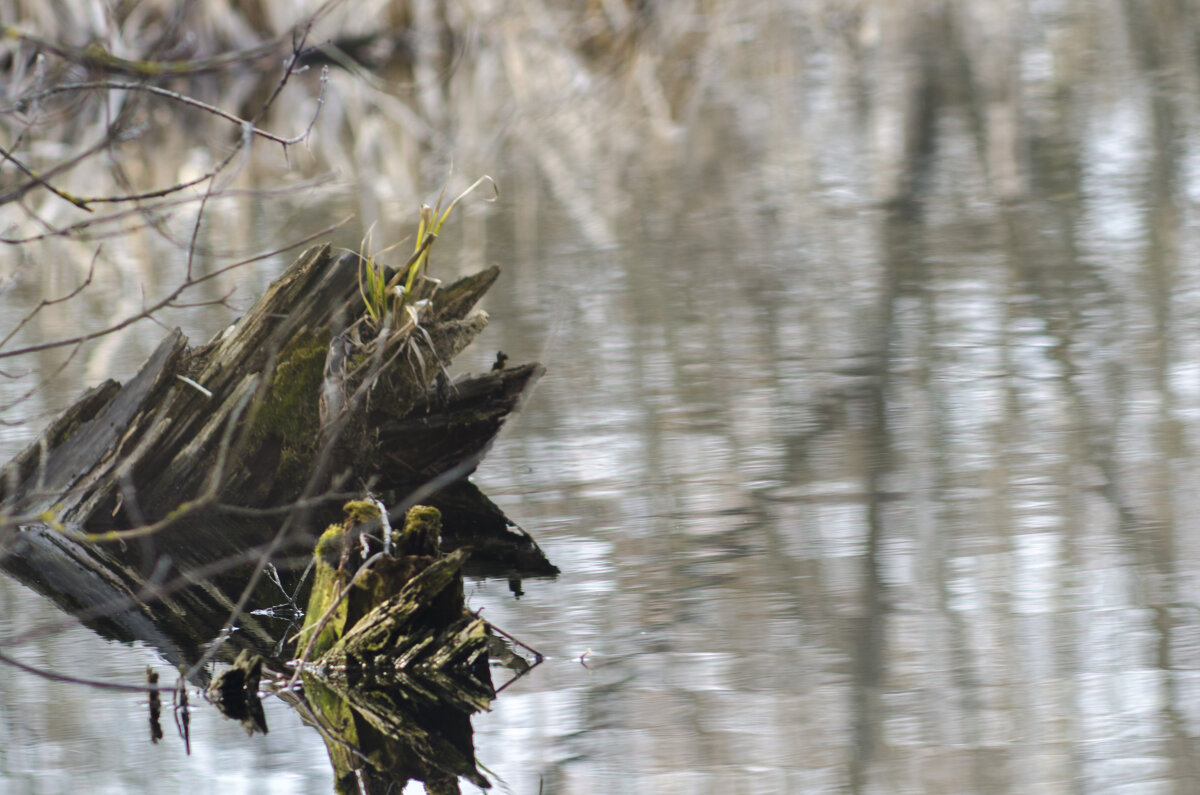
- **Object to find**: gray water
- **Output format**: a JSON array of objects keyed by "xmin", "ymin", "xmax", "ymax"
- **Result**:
[{"xmin": 3, "ymin": 2, "xmax": 1200, "ymax": 793}]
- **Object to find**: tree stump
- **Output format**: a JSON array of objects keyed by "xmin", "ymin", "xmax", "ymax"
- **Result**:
[
  {"xmin": 0, "ymin": 242, "xmax": 550, "ymax": 671},
  {"xmin": 1, "ymin": 243, "xmax": 540, "ymax": 526}
]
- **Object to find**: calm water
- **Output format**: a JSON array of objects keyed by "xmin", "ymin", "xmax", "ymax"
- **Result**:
[{"xmin": 3, "ymin": 2, "xmax": 1200, "ymax": 793}]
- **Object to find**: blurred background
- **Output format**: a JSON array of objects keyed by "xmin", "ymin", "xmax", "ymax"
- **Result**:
[{"xmin": 3, "ymin": 0, "xmax": 1200, "ymax": 792}]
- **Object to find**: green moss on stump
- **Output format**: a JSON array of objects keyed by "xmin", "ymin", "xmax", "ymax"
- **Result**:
[
  {"xmin": 400, "ymin": 505, "xmax": 442, "ymax": 557},
  {"xmin": 300, "ymin": 523, "xmax": 353, "ymax": 658},
  {"xmin": 342, "ymin": 499, "xmax": 381, "ymax": 525},
  {"xmin": 255, "ymin": 327, "xmax": 328, "ymax": 444},
  {"xmin": 298, "ymin": 502, "xmax": 446, "ymax": 662},
  {"xmin": 248, "ymin": 327, "xmax": 329, "ymax": 484}
]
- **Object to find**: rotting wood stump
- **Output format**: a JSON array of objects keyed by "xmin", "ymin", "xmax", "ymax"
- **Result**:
[
  {"xmin": 0, "ymin": 242, "xmax": 548, "ymax": 672},
  {"xmin": 298, "ymin": 501, "xmax": 491, "ymax": 691},
  {"xmin": 0, "ymin": 242, "xmax": 542, "ymax": 527}
]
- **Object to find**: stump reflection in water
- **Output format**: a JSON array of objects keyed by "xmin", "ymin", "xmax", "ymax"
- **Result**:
[{"xmin": 294, "ymin": 501, "xmax": 495, "ymax": 793}]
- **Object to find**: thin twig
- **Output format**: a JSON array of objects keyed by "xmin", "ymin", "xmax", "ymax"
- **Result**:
[
  {"xmin": 0, "ymin": 248, "xmax": 97, "ymax": 350},
  {"xmin": 5, "ymin": 80, "xmax": 316, "ymax": 147},
  {"xmin": 0, "ymin": 649, "xmax": 176, "ymax": 694},
  {"xmin": 0, "ymin": 141, "xmax": 92, "ymax": 211},
  {"xmin": 0, "ymin": 219, "xmax": 347, "ymax": 360},
  {"xmin": 0, "ymin": 177, "xmax": 335, "ymax": 246}
]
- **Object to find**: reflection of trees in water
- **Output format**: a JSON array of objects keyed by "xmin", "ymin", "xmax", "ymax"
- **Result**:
[{"xmin": 464, "ymin": 2, "xmax": 1200, "ymax": 791}]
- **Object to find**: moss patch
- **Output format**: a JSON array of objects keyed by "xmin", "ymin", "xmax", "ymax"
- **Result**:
[
  {"xmin": 247, "ymin": 327, "xmax": 330, "ymax": 484},
  {"xmin": 313, "ymin": 522, "xmax": 349, "ymax": 568},
  {"xmin": 297, "ymin": 502, "xmax": 445, "ymax": 662},
  {"xmin": 342, "ymin": 499, "xmax": 381, "ymax": 525},
  {"xmin": 299, "ymin": 522, "xmax": 353, "ymax": 658},
  {"xmin": 256, "ymin": 328, "xmax": 329, "ymax": 446},
  {"xmin": 400, "ymin": 505, "xmax": 441, "ymax": 556}
]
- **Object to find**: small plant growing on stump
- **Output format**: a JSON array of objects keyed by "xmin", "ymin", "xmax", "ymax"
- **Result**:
[{"xmin": 356, "ymin": 175, "xmax": 497, "ymax": 334}]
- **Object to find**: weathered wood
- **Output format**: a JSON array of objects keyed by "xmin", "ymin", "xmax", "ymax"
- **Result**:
[
  {"xmin": 0, "ymin": 240, "xmax": 553, "ymax": 680},
  {"xmin": 296, "ymin": 501, "xmax": 495, "ymax": 791},
  {"xmin": 297, "ymin": 503, "xmax": 491, "ymax": 687},
  {"xmin": 300, "ymin": 671, "xmax": 490, "ymax": 792},
  {"xmin": 0, "ymin": 238, "xmax": 548, "ymax": 794},
  {"xmin": 0, "ymin": 378, "xmax": 119, "ymax": 507},
  {"xmin": 431, "ymin": 264, "xmax": 499, "ymax": 321},
  {"xmin": 0, "ymin": 243, "xmax": 534, "ymax": 528},
  {"xmin": 376, "ymin": 362, "xmax": 544, "ymax": 482},
  {"xmin": 207, "ymin": 649, "xmax": 268, "ymax": 735},
  {"xmin": 427, "ymin": 480, "xmax": 560, "ymax": 579},
  {"xmin": 124, "ymin": 244, "xmax": 364, "ymax": 519},
  {"xmin": 323, "ymin": 551, "xmax": 483, "ymax": 668},
  {"xmin": 2, "ymin": 329, "xmax": 188, "ymax": 520}
]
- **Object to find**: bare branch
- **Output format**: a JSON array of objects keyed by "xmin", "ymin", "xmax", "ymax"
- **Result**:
[
  {"xmin": 0, "ymin": 142, "xmax": 92, "ymax": 211},
  {"xmin": 0, "ymin": 340, "xmax": 83, "ymax": 413},
  {"xmin": 0, "ymin": 249, "xmax": 97, "ymax": 351},
  {"xmin": 1, "ymin": 21, "xmax": 303, "ymax": 79},
  {"xmin": 5, "ymin": 79, "xmax": 325, "ymax": 149},
  {"xmin": 0, "ymin": 649, "xmax": 177, "ymax": 694},
  {"xmin": 0, "ymin": 218, "xmax": 347, "ymax": 360}
]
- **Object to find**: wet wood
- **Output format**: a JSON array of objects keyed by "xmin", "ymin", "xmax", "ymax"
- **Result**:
[
  {"xmin": 297, "ymin": 503, "xmax": 495, "ymax": 790},
  {"xmin": 207, "ymin": 649, "xmax": 268, "ymax": 735},
  {"xmin": 0, "ymin": 242, "xmax": 551, "ymax": 679},
  {"xmin": 376, "ymin": 361, "xmax": 544, "ymax": 482},
  {"xmin": 297, "ymin": 503, "xmax": 491, "ymax": 688}
]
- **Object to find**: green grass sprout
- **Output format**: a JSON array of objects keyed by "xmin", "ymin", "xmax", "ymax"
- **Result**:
[
  {"xmin": 394, "ymin": 174, "xmax": 497, "ymax": 314},
  {"xmin": 355, "ymin": 223, "xmax": 405, "ymax": 327},
  {"xmin": 356, "ymin": 174, "xmax": 498, "ymax": 332}
]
